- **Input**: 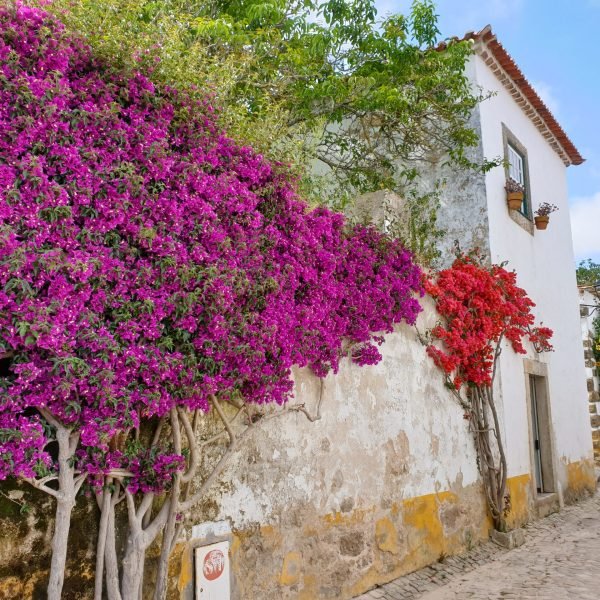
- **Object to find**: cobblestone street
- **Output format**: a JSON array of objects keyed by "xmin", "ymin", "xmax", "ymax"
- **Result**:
[{"xmin": 358, "ymin": 492, "xmax": 600, "ymax": 600}]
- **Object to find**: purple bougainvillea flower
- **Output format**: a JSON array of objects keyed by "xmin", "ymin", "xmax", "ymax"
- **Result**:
[{"xmin": 0, "ymin": 5, "xmax": 422, "ymax": 491}]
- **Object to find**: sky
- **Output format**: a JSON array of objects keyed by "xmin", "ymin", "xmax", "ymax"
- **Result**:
[{"xmin": 375, "ymin": 0, "xmax": 600, "ymax": 263}]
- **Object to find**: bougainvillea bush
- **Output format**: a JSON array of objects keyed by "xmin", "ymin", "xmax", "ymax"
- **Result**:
[
  {"xmin": 425, "ymin": 253, "xmax": 552, "ymax": 530},
  {"xmin": 0, "ymin": 5, "xmax": 422, "ymax": 598}
]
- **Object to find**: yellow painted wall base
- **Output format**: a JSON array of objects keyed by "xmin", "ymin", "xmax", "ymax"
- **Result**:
[
  {"xmin": 177, "ymin": 482, "xmax": 492, "ymax": 599},
  {"xmin": 564, "ymin": 458, "xmax": 597, "ymax": 501},
  {"xmin": 174, "ymin": 465, "xmax": 595, "ymax": 599},
  {"xmin": 505, "ymin": 473, "xmax": 532, "ymax": 529}
]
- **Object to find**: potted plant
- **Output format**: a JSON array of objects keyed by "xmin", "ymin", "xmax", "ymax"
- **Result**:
[
  {"xmin": 534, "ymin": 202, "xmax": 558, "ymax": 230},
  {"xmin": 505, "ymin": 178, "xmax": 525, "ymax": 210}
]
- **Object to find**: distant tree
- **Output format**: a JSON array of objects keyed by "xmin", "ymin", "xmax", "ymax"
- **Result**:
[
  {"xmin": 576, "ymin": 259, "xmax": 600, "ymax": 287},
  {"xmin": 40, "ymin": 0, "xmax": 497, "ymax": 262}
]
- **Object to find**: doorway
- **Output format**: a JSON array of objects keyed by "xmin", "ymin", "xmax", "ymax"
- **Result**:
[{"xmin": 528, "ymin": 374, "xmax": 555, "ymax": 495}]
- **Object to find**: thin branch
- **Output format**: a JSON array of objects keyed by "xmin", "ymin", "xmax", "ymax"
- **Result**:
[
  {"xmin": 199, "ymin": 407, "xmax": 245, "ymax": 448},
  {"xmin": 292, "ymin": 378, "xmax": 326, "ymax": 422},
  {"xmin": 124, "ymin": 489, "xmax": 139, "ymax": 531},
  {"xmin": 180, "ymin": 399, "xmax": 322, "ymax": 513},
  {"xmin": 178, "ymin": 438, "xmax": 241, "ymax": 513},
  {"xmin": 23, "ymin": 477, "xmax": 60, "ymax": 499},
  {"xmin": 38, "ymin": 474, "xmax": 59, "ymax": 486},
  {"xmin": 211, "ymin": 395, "xmax": 236, "ymax": 442},
  {"xmin": 172, "ymin": 410, "xmax": 203, "ymax": 552},
  {"xmin": 223, "ymin": 397, "xmax": 244, "ymax": 410},
  {"xmin": 38, "ymin": 407, "xmax": 64, "ymax": 430},
  {"xmin": 151, "ymin": 416, "xmax": 166, "ymax": 446},
  {"xmin": 105, "ymin": 468, "xmax": 135, "ymax": 479},
  {"xmin": 74, "ymin": 473, "xmax": 87, "ymax": 494},
  {"xmin": 490, "ymin": 332, "xmax": 504, "ymax": 386},
  {"xmin": 68, "ymin": 431, "xmax": 80, "ymax": 456},
  {"xmin": 139, "ymin": 489, "xmax": 172, "ymax": 546},
  {"xmin": 179, "ymin": 408, "xmax": 199, "ymax": 484},
  {"xmin": 0, "ymin": 488, "xmax": 28, "ymax": 511},
  {"xmin": 136, "ymin": 492, "xmax": 155, "ymax": 524}
]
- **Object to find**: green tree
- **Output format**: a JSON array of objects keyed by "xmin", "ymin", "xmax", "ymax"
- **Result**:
[
  {"xmin": 41, "ymin": 0, "xmax": 494, "ymax": 261},
  {"xmin": 576, "ymin": 259, "xmax": 600, "ymax": 287}
]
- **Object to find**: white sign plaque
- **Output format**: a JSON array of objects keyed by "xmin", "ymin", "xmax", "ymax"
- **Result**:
[{"xmin": 195, "ymin": 540, "xmax": 231, "ymax": 600}]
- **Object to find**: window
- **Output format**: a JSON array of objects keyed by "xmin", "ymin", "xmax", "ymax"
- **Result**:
[
  {"xmin": 503, "ymin": 124, "xmax": 534, "ymax": 233},
  {"xmin": 508, "ymin": 144, "xmax": 523, "ymax": 184},
  {"xmin": 507, "ymin": 143, "xmax": 529, "ymax": 217}
]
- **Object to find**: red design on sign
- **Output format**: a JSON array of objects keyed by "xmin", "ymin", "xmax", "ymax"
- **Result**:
[{"xmin": 203, "ymin": 549, "xmax": 225, "ymax": 581}]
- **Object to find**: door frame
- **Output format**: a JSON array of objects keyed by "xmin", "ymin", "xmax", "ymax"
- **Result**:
[{"xmin": 523, "ymin": 359, "xmax": 557, "ymax": 496}]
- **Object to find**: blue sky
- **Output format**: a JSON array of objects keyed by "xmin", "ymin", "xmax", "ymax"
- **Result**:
[{"xmin": 375, "ymin": 0, "xmax": 600, "ymax": 263}]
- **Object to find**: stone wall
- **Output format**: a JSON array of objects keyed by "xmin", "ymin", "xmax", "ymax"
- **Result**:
[
  {"xmin": 430, "ymin": 103, "xmax": 491, "ymax": 267},
  {"xmin": 0, "ymin": 301, "xmax": 491, "ymax": 600},
  {"xmin": 579, "ymin": 288, "xmax": 600, "ymax": 464},
  {"xmin": 0, "ymin": 299, "xmax": 595, "ymax": 599},
  {"xmin": 173, "ymin": 300, "xmax": 490, "ymax": 600}
]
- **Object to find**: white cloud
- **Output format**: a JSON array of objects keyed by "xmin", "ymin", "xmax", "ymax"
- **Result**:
[
  {"xmin": 570, "ymin": 192, "xmax": 600, "ymax": 259},
  {"xmin": 531, "ymin": 80, "xmax": 560, "ymax": 116}
]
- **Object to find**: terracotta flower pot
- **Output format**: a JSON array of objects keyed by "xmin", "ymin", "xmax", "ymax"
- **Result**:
[
  {"xmin": 534, "ymin": 215, "xmax": 549, "ymax": 230},
  {"xmin": 507, "ymin": 192, "xmax": 523, "ymax": 210}
]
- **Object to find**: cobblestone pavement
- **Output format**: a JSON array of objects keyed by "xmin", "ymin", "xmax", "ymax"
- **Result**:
[{"xmin": 357, "ymin": 492, "xmax": 600, "ymax": 600}]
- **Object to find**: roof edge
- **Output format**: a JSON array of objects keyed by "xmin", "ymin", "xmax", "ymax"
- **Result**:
[{"xmin": 439, "ymin": 25, "xmax": 584, "ymax": 166}]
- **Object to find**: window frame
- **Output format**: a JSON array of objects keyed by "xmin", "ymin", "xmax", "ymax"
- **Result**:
[
  {"xmin": 507, "ymin": 142, "xmax": 530, "ymax": 218},
  {"xmin": 502, "ymin": 124, "xmax": 534, "ymax": 232},
  {"xmin": 508, "ymin": 144, "xmax": 524, "ymax": 187}
]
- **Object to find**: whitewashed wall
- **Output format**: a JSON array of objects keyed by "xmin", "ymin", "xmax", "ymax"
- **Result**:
[
  {"xmin": 579, "ymin": 287, "xmax": 600, "ymax": 463},
  {"xmin": 177, "ymin": 301, "xmax": 489, "ymax": 599},
  {"xmin": 216, "ymin": 300, "xmax": 480, "ymax": 522},
  {"xmin": 473, "ymin": 52, "xmax": 593, "ymax": 487}
]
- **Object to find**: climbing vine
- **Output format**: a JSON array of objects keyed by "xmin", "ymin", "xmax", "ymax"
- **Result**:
[{"xmin": 425, "ymin": 252, "xmax": 553, "ymax": 531}]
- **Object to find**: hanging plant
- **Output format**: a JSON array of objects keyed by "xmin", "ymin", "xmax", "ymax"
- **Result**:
[
  {"xmin": 534, "ymin": 203, "xmax": 559, "ymax": 230},
  {"xmin": 505, "ymin": 178, "xmax": 525, "ymax": 210}
]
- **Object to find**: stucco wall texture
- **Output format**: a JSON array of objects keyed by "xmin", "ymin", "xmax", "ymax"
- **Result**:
[
  {"xmin": 173, "ymin": 47, "xmax": 600, "ymax": 599},
  {"xmin": 171, "ymin": 301, "xmax": 594, "ymax": 600},
  {"xmin": 174, "ymin": 301, "xmax": 488, "ymax": 600},
  {"xmin": 0, "ymin": 307, "xmax": 594, "ymax": 600}
]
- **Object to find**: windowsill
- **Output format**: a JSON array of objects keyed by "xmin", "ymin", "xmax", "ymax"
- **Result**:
[{"xmin": 509, "ymin": 208, "xmax": 534, "ymax": 235}]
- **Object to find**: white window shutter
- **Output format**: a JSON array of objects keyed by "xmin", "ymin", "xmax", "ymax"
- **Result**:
[{"xmin": 508, "ymin": 145, "xmax": 524, "ymax": 185}]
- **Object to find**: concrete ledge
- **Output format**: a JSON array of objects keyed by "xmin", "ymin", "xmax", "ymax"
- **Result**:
[
  {"xmin": 490, "ymin": 528, "xmax": 525, "ymax": 549},
  {"xmin": 535, "ymin": 493, "xmax": 559, "ymax": 519}
]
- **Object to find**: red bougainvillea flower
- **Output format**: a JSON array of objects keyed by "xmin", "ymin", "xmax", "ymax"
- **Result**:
[{"xmin": 425, "ymin": 254, "xmax": 552, "ymax": 390}]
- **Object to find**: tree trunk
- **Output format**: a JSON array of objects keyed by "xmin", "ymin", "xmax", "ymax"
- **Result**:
[
  {"xmin": 47, "ymin": 494, "xmax": 76, "ymax": 600},
  {"xmin": 47, "ymin": 426, "xmax": 77, "ymax": 600},
  {"xmin": 486, "ymin": 387, "xmax": 507, "ymax": 521},
  {"xmin": 95, "ymin": 483, "xmax": 111, "ymax": 600},
  {"xmin": 121, "ymin": 536, "xmax": 146, "ymax": 600},
  {"xmin": 105, "ymin": 504, "xmax": 122, "ymax": 600},
  {"xmin": 153, "ymin": 494, "xmax": 179, "ymax": 600}
]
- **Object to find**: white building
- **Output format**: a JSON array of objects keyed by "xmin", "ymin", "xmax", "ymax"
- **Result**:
[
  {"xmin": 171, "ymin": 27, "xmax": 597, "ymax": 600},
  {"xmin": 435, "ymin": 26, "xmax": 595, "ymax": 511}
]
